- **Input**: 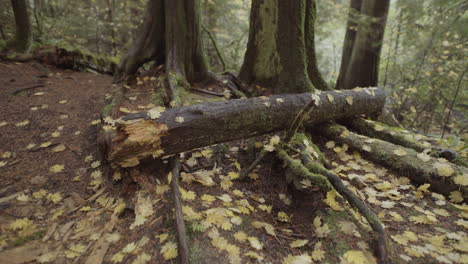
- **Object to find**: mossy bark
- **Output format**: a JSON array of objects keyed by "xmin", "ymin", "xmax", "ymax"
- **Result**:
[
  {"xmin": 239, "ymin": 0, "xmax": 328, "ymax": 93},
  {"xmin": 317, "ymin": 123, "xmax": 468, "ymax": 202},
  {"xmin": 115, "ymin": 0, "xmax": 209, "ymax": 87}
]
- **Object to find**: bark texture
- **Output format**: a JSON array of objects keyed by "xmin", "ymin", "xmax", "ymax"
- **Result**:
[
  {"xmin": 10, "ymin": 0, "xmax": 32, "ymax": 53},
  {"xmin": 337, "ymin": 0, "xmax": 389, "ymax": 89},
  {"xmin": 239, "ymin": 0, "xmax": 328, "ymax": 93},
  {"xmin": 115, "ymin": 0, "xmax": 209, "ymax": 84},
  {"xmin": 102, "ymin": 88, "xmax": 385, "ymax": 167}
]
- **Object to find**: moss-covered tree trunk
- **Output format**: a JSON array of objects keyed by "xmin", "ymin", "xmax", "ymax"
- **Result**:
[
  {"xmin": 239, "ymin": 0, "xmax": 329, "ymax": 93},
  {"xmin": 115, "ymin": 0, "xmax": 209, "ymax": 90},
  {"xmin": 338, "ymin": 0, "xmax": 390, "ymax": 89},
  {"xmin": 10, "ymin": 0, "xmax": 32, "ymax": 53}
]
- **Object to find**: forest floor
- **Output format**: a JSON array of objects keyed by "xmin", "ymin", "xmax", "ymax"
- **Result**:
[{"xmin": 0, "ymin": 61, "xmax": 467, "ymax": 264}]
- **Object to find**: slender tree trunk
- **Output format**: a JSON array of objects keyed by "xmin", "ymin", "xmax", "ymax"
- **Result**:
[
  {"xmin": 10, "ymin": 0, "xmax": 33, "ymax": 53},
  {"xmin": 305, "ymin": 0, "xmax": 329, "ymax": 91},
  {"xmin": 339, "ymin": 0, "xmax": 390, "ymax": 89},
  {"xmin": 335, "ymin": 0, "xmax": 362, "ymax": 90},
  {"xmin": 239, "ymin": 0, "xmax": 328, "ymax": 93}
]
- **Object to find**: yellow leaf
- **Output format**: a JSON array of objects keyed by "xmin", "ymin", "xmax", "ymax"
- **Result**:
[
  {"xmin": 433, "ymin": 162, "xmax": 454, "ymax": 177},
  {"xmin": 324, "ymin": 191, "xmax": 344, "ymax": 211},
  {"xmin": 52, "ymin": 144, "xmax": 66, "ymax": 152},
  {"xmin": 277, "ymin": 211, "xmax": 290, "ymax": 222},
  {"xmin": 49, "ymin": 164, "xmax": 64, "ymax": 173},
  {"xmin": 454, "ymin": 174, "xmax": 468, "ymax": 186},
  {"xmin": 290, "ymin": 239, "xmax": 308, "ymax": 248},
  {"xmin": 248, "ymin": 236, "xmax": 263, "ymax": 250},
  {"xmin": 449, "ymin": 191, "xmax": 463, "ymax": 203},
  {"xmin": 342, "ymin": 250, "xmax": 376, "ymax": 264},
  {"xmin": 33, "ymin": 189, "xmax": 47, "ymax": 199},
  {"xmin": 175, "ymin": 116, "xmax": 184, "ymax": 123},
  {"xmin": 65, "ymin": 244, "xmax": 86, "ymax": 258},
  {"xmin": 393, "ymin": 149, "xmax": 407, "ymax": 156},
  {"xmin": 161, "ymin": 241, "xmax": 178, "ymax": 260},
  {"xmin": 327, "ymin": 94, "xmax": 334, "ymax": 102},
  {"xmin": 47, "ymin": 193, "xmax": 62, "ymax": 203},
  {"xmin": 346, "ymin": 96, "xmax": 353, "ymax": 105},
  {"xmin": 374, "ymin": 124, "xmax": 385, "ymax": 131},
  {"xmin": 234, "ymin": 231, "xmax": 248, "ymax": 242},
  {"xmin": 10, "ymin": 218, "xmax": 33, "ymax": 230}
]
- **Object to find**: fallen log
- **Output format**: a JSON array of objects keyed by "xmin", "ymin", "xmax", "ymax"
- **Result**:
[{"xmin": 101, "ymin": 87, "xmax": 385, "ymax": 168}]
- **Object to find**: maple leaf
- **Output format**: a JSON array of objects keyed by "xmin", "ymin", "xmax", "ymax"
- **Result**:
[
  {"xmin": 33, "ymin": 189, "xmax": 47, "ymax": 199},
  {"xmin": 161, "ymin": 241, "xmax": 178, "ymax": 260},
  {"xmin": 433, "ymin": 162, "xmax": 454, "ymax": 176},
  {"xmin": 180, "ymin": 188, "xmax": 196, "ymax": 201},
  {"xmin": 311, "ymin": 242, "xmax": 325, "ymax": 261},
  {"xmin": 342, "ymin": 250, "xmax": 376, "ymax": 264},
  {"xmin": 454, "ymin": 174, "xmax": 468, "ymax": 186},
  {"xmin": 278, "ymin": 211, "xmax": 290, "ymax": 222},
  {"xmin": 234, "ymin": 231, "xmax": 248, "ymax": 242},
  {"xmin": 130, "ymin": 194, "xmax": 154, "ymax": 229},
  {"xmin": 313, "ymin": 216, "xmax": 330, "ymax": 238},
  {"xmin": 325, "ymin": 191, "xmax": 344, "ymax": 211},
  {"xmin": 47, "ymin": 192, "xmax": 62, "ymax": 203},
  {"xmin": 10, "ymin": 218, "xmax": 33, "ymax": 230},
  {"xmin": 282, "ymin": 254, "xmax": 312, "ymax": 264},
  {"xmin": 327, "ymin": 93, "xmax": 334, "ymax": 102},
  {"xmin": 175, "ymin": 116, "xmax": 184, "ymax": 123},
  {"xmin": 374, "ymin": 124, "xmax": 385, "ymax": 131},
  {"xmin": 65, "ymin": 244, "xmax": 86, "ymax": 258}
]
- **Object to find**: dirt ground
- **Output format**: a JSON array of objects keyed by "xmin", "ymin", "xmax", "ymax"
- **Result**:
[{"xmin": 0, "ymin": 61, "xmax": 467, "ymax": 264}]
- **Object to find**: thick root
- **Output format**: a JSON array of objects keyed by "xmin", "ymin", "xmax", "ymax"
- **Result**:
[
  {"xmin": 317, "ymin": 123, "xmax": 468, "ymax": 202},
  {"xmin": 277, "ymin": 133, "xmax": 390, "ymax": 263},
  {"xmin": 344, "ymin": 118, "xmax": 468, "ymax": 167}
]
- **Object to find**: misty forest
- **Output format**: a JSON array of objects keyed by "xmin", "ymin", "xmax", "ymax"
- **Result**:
[{"xmin": 0, "ymin": 0, "xmax": 467, "ymax": 263}]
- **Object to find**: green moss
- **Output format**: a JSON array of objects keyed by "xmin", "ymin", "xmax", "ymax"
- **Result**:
[{"xmin": 12, "ymin": 230, "xmax": 45, "ymax": 247}]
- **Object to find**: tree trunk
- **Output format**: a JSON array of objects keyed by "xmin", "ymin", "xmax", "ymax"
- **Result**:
[
  {"xmin": 115, "ymin": 0, "xmax": 209, "ymax": 85},
  {"xmin": 340, "ymin": 0, "xmax": 390, "ymax": 89},
  {"xmin": 239, "ymin": 0, "xmax": 328, "ymax": 93},
  {"xmin": 10, "ymin": 0, "xmax": 33, "ymax": 53},
  {"xmin": 335, "ymin": 0, "xmax": 362, "ymax": 90},
  {"xmin": 101, "ymin": 87, "xmax": 385, "ymax": 168}
]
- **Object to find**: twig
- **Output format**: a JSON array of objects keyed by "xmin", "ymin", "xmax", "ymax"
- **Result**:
[
  {"xmin": 170, "ymin": 157, "xmax": 190, "ymax": 264},
  {"xmin": 12, "ymin": 84, "xmax": 45, "ymax": 95},
  {"xmin": 238, "ymin": 151, "xmax": 269, "ymax": 180},
  {"xmin": 191, "ymin": 87, "xmax": 225, "ymax": 97},
  {"xmin": 441, "ymin": 66, "xmax": 467, "ymax": 138},
  {"xmin": 202, "ymin": 25, "xmax": 226, "ymax": 71},
  {"xmin": 285, "ymin": 97, "xmax": 317, "ymax": 142}
]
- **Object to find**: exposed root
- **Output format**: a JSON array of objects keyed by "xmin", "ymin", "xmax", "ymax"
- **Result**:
[
  {"xmin": 238, "ymin": 150, "xmax": 269, "ymax": 180},
  {"xmin": 170, "ymin": 157, "xmax": 190, "ymax": 264},
  {"xmin": 317, "ymin": 123, "xmax": 468, "ymax": 202},
  {"xmin": 344, "ymin": 117, "xmax": 468, "ymax": 167},
  {"xmin": 276, "ymin": 132, "xmax": 390, "ymax": 263}
]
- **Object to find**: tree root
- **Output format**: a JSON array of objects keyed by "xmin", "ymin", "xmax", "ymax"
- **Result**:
[
  {"xmin": 343, "ymin": 118, "xmax": 468, "ymax": 167},
  {"xmin": 317, "ymin": 123, "xmax": 468, "ymax": 202},
  {"xmin": 170, "ymin": 157, "xmax": 190, "ymax": 264},
  {"xmin": 276, "ymin": 133, "xmax": 390, "ymax": 263}
]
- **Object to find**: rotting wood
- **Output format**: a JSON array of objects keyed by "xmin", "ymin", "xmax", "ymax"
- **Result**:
[{"xmin": 103, "ymin": 87, "xmax": 386, "ymax": 168}]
